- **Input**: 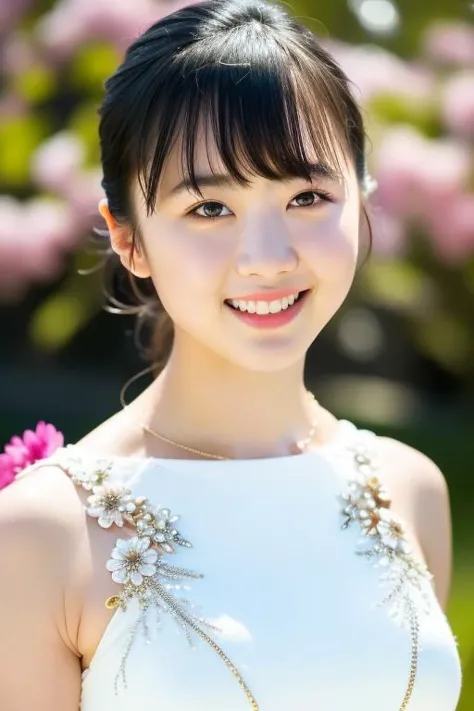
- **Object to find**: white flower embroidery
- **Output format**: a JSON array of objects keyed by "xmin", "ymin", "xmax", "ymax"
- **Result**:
[
  {"xmin": 377, "ymin": 508, "xmax": 413, "ymax": 555},
  {"xmin": 341, "ymin": 432, "xmax": 433, "ymax": 620},
  {"xmin": 106, "ymin": 536, "xmax": 158, "ymax": 586},
  {"xmin": 135, "ymin": 506, "xmax": 183, "ymax": 553},
  {"xmin": 52, "ymin": 446, "xmax": 258, "ymax": 709},
  {"xmin": 155, "ymin": 507, "xmax": 179, "ymax": 531},
  {"xmin": 358, "ymin": 507, "xmax": 384, "ymax": 536},
  {"xmin": 59, "ymin": 450, "xmax": 111, "ymax": 490},
  {"xmin": 341, "ymin": 472, "xmax": 391, "ymax": 516},
  {"xmin": 86, "ymin": 484, "xmax": 136, "ymax": 528}
]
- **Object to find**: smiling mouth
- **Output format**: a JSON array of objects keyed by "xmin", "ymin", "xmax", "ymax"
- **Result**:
[{"xmin": 224, "ymin": 289, "xmax": 310, "ymax": 315}]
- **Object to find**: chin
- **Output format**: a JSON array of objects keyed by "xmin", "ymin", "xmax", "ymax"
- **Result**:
[{"xmin": 222, "ymin": 337, "xmax": 315, "ymax": 373}]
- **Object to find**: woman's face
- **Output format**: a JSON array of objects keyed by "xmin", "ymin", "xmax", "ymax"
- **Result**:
[{"xmin": 112, "ymin": 130, "xmax": 362, "ymax": 372}]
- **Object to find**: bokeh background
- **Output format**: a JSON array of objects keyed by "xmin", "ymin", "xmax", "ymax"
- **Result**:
[{"xmin": 0, "ymin": 0, "xmax": 473, "ymax": 704}]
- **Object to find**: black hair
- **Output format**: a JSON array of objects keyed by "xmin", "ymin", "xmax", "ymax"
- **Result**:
[{"xmin": 96, "ymin": 0, "xmax": 372, "ymax": 373}]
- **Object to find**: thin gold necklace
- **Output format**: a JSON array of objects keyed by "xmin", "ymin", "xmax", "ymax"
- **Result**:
[{"xmin": 141, "ymin": 391, "xmax": 320, "ymax": 461}]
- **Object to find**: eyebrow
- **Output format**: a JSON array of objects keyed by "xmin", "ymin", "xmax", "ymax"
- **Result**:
[{"xmin": 165, "ymin": 162, "xmax": 342, "ymax": 199}]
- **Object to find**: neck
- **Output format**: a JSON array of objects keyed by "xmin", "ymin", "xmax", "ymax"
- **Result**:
[{"xmin": 127, "ymin": 333, "xmax": 335, "ymax": 460}]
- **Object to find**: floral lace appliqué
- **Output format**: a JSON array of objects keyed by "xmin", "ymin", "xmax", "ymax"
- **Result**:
[
  {"xmin": 339, "ymin": 430, "xmax": 434, "ymax": 711},
  {"xmin": 50, "ymin": 446, "xmax": 260, "ymax": 709}
]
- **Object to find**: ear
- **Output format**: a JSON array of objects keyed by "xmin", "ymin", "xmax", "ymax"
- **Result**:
[{"xmin": 98, "ymin": 198, "xmax": 151, "ymax": 278}]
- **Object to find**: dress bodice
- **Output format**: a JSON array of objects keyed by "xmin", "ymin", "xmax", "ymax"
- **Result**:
[{"xmin": 37, "ymin": 419, "xmax": 462, "ymax": 711}]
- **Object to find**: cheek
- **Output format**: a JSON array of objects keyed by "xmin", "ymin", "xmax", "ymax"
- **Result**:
[{"xmin": 146, "ymin": 221, "xmax": 233, "ymax": 305}]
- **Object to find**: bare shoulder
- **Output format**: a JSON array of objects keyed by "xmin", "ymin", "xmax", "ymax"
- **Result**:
[
  {"xmin": 0, "ymin": 462, "xmax": 86, "ymax": 544},
  {"xmin": 376, "ymin": 434, "xmax": 453, "ymax": 609},
  {"xmin": 0, "ymin": 464, "xmax": 87, "ymax": 602},
  {"xmin": 376, "ymin": 435, "xmax": 449, "ymax": 494},
  {"xmin": 0, "ymin": 465, "xmax": 88, "ymax": 708},
  {"xmin": 375, "ymin": 435, "xmax": 451, "ymax": 531}
]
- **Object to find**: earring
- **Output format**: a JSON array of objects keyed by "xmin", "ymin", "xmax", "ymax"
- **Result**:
[{"xmin": 361, "ymin": 172, "xmax": 378, "ymax": 198}]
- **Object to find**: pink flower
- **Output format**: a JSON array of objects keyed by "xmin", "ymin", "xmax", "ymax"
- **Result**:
[
  {"xmin": 441, "ymin": 72, "xmax": 474, "ymax": 138},
  {"xmin": 31, "ymin": 131, "xmax": 85, "ymax": 194},
  {"xmin": 0, "ymin": 34, "xmax": 40, "ymax": 78},
  {"xmin": 0, "ymin": 422, "xmax": 64, "ymax": 491},
  {"xmin": 323, "ymin": 40, "xmax": 434, "ymax": 104},
  {"xmin": 0, "ymin": 458, "xmax": 16, "ymax": 491},
  {"xmin": 0, "ymin": 0, "xmax": 34, "ymax": 37},
  {"xmin": 0, "ymin": 196, "xmax": 81, "ymax": 303},
  {"xmin": 367, "ymin": 205, "xmax": 407, "ymax": 257},
  {"xmin": 374, "ymin": 127, "xmax": 471, "ymax": 219},
  {"xmin": 426, "ymin": 192, "xmax": 474, "ymax": 263},
  {"xmin": 422, "ymin": 21, "xmax": 474, "ymax": 67},
  {"xmin": 35, "ymin": 0, "xmax": 192, "ymax": 59}
]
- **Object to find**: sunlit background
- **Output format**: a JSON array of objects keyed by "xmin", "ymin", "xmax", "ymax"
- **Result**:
[{"xmin": 0, "ymin": 0, "xmax": 473, "ymax": 704}]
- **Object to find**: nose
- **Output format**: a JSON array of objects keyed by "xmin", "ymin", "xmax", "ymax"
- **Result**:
[{"xmin": 235, "ymin": 224, "xmax": 298, "ymax": 278}]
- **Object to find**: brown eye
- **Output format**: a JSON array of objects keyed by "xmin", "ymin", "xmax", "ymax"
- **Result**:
[
  {"xmin": 188, "ymin": 202, "xmax": 232, "ymax": 220},
  {"xmin": 290, "ymin": 190, "xmax": 333, "ymax": 209},
  {"xmin": 294, "ymin": 191, "xmax": 319, "ymax": 207}
]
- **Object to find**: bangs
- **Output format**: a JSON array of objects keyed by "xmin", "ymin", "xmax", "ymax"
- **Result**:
[{"xmin": 131, "ymin": 27, "xmax": 356, "ymax": 217}]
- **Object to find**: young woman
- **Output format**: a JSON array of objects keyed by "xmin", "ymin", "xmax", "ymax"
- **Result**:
[{"xmin": 0, "ymin": 1, "xmax": 462, "ymax": 709}]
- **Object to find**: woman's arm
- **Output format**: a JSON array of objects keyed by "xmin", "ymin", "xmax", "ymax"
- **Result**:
[{"xmin": 0, "ymin": 467, "xmax": 84, "ymax": 711}]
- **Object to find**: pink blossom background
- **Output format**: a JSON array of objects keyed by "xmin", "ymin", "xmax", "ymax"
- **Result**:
[
  {"xmin": 324, "ymin": 28, "xmax": 474, "ymax": 264},
  {"xmin": 0, "ymin": 2, "xmax": 473, "ymax": 299}
]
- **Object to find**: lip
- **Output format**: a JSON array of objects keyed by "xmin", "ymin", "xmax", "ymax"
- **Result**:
[
  {"xmin": 224, "ymin": 289, "xmax": 311, "ymax": 330},
  {"xmin": 226, "ymin": 287, "xmax": 305, "ymax": 302}
]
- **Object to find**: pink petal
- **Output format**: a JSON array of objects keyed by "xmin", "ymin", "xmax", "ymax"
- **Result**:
[
  {"xmin": 4, "ymin": 445, "xmax": 30, "ymax": 468},
  {"xmin": 0, "ymin": 454, "xmax": 16, "ymax": 489},
  {"xmin": 4, "ymin": 442, "xmax": 27, "ymax": 458},
  {"xmin": 2, "ymin": 422, "xmax": 65, "ymax": 467},
  {"xmin": 22, "ymin": 430, "xmax": 42, "ymax": 460},
  {"xmin": 36, "ymin": 422, "xmax": 64, "ymax": 456},
  {"xmin": 9, "ymin": 435, "xmax": 25, "ymax": 448},
  {"xmin": 0, "ymin": 470, "xmax": 16, "ymax": 490},
  {"xmin": 35, "ymin": 421, "xmax": 47, "ymax": 437},
  {"xmin": 22, "ymin": 429, "xmax": 39, "ymax": 446}
]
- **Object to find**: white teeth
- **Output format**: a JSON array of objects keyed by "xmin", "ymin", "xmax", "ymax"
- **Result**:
[
  {"xmin": 229, "ymin": 292, "xmax": 302, "ymax": 314},
  {"xmin": 256, "ymin": 301, "xmax": 270, "ymax": 315}
]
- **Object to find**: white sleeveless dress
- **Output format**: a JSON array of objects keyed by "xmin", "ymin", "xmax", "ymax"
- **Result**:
[{"xmin": 37, "ymin": 419, "xmax": 462, "ymax": 711}]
